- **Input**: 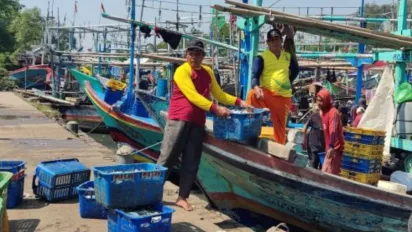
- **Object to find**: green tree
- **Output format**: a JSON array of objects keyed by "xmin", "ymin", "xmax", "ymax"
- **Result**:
[
  {"xmin": 9, "ymin": 7, "xmax": 44, "ymax": 54},
  {"xmin": 0, "ymin": 0, "xmax": 21, "ymax": 53}
]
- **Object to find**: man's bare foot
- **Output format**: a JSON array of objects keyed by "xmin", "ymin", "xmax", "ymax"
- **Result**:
[{"xmin": 176, "ymin": 197, "xmax": 193, "ymax": 211}]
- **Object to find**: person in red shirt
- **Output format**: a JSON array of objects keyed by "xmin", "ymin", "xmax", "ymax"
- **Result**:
[
  {"xmin": 157, "ymin": 40, "xmax": 251, "ymax": 211},
  {"xmin": 316, "ymin": 89, "xmax": 345, "ymax": 175}
]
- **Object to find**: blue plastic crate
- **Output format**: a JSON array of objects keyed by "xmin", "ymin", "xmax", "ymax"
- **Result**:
[
  {"xmin": 35, "ymin": 158, "xmax": 90, "ymax": 189},
  {"xmin": 93, "ymin": 163, "xmax": 167, "ymax": 209},
  {"xmin": 213, "ymin": 108, "xmax": 266, "ymax": 143},
  {"xmin": 33, "ymin": 183, "xmax": 79, "ymax": 202},
  {"xmin": 341, "ymin": 163, "xmax": 381, "ymax": 174},
  {"xmin": 77, "ymin": 181, "xmax": 107, "ymax": 219},
  {"xmin": 344, "ymin": 132, "xmax": 383, "ymax": 145},
  {"xmin": 7, "ymin": 176, "xmax": 24, "ymax": 209},
  {"xmin": 107, "ymin": 204, "xmax": 175, "ymax": 232},
  {"xmin": 104, "ymin": 88, "xmax": 123, "ymax": 105}
]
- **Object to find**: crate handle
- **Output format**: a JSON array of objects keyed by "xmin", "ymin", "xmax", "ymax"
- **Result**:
[
  {"xmin": 31, "ymin": 174, "xmax": 38, "ymax": 192},
  {"xmin": 151, "ymin": 216, "xmax": 162, "ymax": 223}
]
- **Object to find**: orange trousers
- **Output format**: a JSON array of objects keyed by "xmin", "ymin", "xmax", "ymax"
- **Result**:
[{"xmin": 246, "ymin": 88, "xmax": 291, "ymax": 144}]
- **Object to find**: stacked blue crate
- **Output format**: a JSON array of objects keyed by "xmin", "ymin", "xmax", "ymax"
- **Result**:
[
  {"xmin": 77, "ymin": 181, "xmax": 107, "ymax": 219},
  {"xmin": 92, "ymin": 163, "xmax": 175, "ymax": 232},
  {"xmin": 32, "ymin": 158, "xmax": 90, "ymax": 202}
]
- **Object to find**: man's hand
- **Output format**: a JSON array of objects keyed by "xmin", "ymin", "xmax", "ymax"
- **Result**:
[
  {"xmin": 215, "ymin": 106, "xmax": 230, "ymax": 118},
  {"xmin": 239, "ymin": 100, "xmax": 253, "ymax": 109},
  {"xmin": 254, "ymin": 86, "xmax": 264, "ymax": 99},
  {"xmin": 326, "ymin": 148, "xmax": 336, "ymax": 158}
]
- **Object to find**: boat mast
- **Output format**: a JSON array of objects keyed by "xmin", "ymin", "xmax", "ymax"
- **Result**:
[
  {"xmin": 355, "ymin": 0, "xmax": 366, "ymax": 103},
  {"xmin": 126, "ymin": 0, "xmax": 137, "ymax": 107}
]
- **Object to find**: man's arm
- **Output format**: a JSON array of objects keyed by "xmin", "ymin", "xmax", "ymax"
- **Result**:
[
  {"xmin": 206, "ymin": 66, "xmax": 242, "ymax": 107},
  {"xmin": 174, "ymin": 67, "xmax": 216, "ymax": 112},
  {"xmin": 289, "ymin": 56, "xmax": 299, "ymax": 83},
  {"xmin": 251, "ymin": 56, "xmax": 264, "ymax": 88}
]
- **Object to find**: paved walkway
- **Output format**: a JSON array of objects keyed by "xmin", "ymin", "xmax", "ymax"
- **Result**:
[{"xmin": 0, "ymin": 92, "xmax": 252, "ymax": 232}]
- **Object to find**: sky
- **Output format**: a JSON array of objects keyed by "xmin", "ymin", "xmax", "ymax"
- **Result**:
[{"xmin": 20, "ymin": 0, "xmax": 397, "ymax": 49}]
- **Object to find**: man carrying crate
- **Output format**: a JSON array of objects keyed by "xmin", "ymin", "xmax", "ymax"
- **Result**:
[
  {"xmin": 246, "ymin": 26, "xmax": 299, "ymax": 144},
  {"xmin": 157, "ymin": 40, "xmax": 251, "ymax": 211}
]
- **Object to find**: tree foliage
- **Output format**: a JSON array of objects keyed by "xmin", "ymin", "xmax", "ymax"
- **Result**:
[{"xmin": 9, "ymin": 7, "xmax": 44, "ymax": 54}]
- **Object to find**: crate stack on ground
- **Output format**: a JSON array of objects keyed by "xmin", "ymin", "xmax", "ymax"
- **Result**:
[
  {"xmin": 0, "ymin": 172, "xmax": 12, "ymax": 232},
  {"xmin": 32, "ymin": 158, "xmax": 90, "ymax": 202},
  {"xmin": 342, "ymin": 127, "xmax": 385, "ymax": 185},
  {"xmin": 0, "ymin": 161, "xmax": 25, "ymax": 208},
  {"xmin": 91, "ymin": 163, "xmax": 175, "ymax": 232}
]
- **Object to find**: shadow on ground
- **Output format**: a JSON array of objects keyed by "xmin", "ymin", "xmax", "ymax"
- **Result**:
[
  {"xmin": 9, "ymin": 219, "xmax": 40, "ymax": 232},
  {"xmin": 172, "ymin": 222, "xmax": 206, "ymax": 232},
  {"xmin": 215, "ymin": 219, "xmax": 249, "ymax": 230},
  {"xmin": 14, "ymin": 198, "xmax": 49, "ymax": 210}
]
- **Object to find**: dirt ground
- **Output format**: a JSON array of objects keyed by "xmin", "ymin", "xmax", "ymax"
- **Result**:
[{"xmin": 0, "ymin": 92, "xmax": 252, "ymax": 232}]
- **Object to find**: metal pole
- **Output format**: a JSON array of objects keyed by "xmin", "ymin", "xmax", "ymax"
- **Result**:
[
  {"xmin": 395, "ymin": 0, "xmax": 408, "ymax": 88},
  {"xmin": 355, "ymin": 0, "xmax": 365, "ymax": 103},
  {"xmin": 135, "ymin": 0, "xmax": 145, "ymax": 90},
  {"xmin": 127, "ymin": 0, "xmax": 137, "ymax": 105}
]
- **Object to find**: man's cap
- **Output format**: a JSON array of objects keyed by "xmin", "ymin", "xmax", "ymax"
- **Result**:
[
  {"xmin": 187, "ymin": 40, "xmax": 205, "ymax": 52},
  {"xmin": 267, "ymin": 29, "xmax": 282, "ymax": 40}
]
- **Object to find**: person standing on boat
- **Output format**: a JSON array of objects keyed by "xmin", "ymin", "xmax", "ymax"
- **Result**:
[
  {"xmin": 316, "ymin": 89, "xmax": 345, "ymax": 175},
  {"xmin": 246, "ymin": 27, "xmax": 299, "ymax": 144},
  {"xmin": 157, "ymin": 39, "xmax": 251, "ymax": 211},
  {"xmin": 303, "ymin": 105, "xmax": 325, "ymax": 170}
]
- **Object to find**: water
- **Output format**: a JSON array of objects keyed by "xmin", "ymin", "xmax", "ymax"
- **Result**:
[{"xmin": 86, "ymin": 132, "xmax": 118, "ymax": 151}]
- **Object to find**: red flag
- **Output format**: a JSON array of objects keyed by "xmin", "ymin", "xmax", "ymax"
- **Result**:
[{"xmin": 101, "ymin": 3, "xmax": 105, "ymax": 13}]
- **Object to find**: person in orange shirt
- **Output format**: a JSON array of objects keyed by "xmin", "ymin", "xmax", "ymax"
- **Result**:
[{"xmin": 246, "ymin": 28, "xmax": 299, "ymax": 144}]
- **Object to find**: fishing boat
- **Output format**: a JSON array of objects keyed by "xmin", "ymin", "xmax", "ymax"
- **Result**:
[
  {"xmin": 8, "ymin": 64, "xmax": 52, "ymax": 89},
  {"xmin": 77, "ymin": 73, "xmax": 412, "ymax": 231},
  {"xmin": 59, "ymin": 105, "xmax": 107, "ymax": 133},
  {"xmin": 70, "ymin": 0, "xmax": 412, "ymax": 229},
  {"xmin": 71, "ymin": 70, "xmax": 163, "ymax": 162}
]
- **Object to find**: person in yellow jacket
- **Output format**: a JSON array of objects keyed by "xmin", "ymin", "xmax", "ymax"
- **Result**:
[{"xmin": 247, "ymin": 28, "xmax": 299, "ymax": 144}]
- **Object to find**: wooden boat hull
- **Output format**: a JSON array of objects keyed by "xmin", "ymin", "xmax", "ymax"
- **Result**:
[
  {"xmin": 9, "ymin": 65, "xmax": 52, "ymax": 89},
  {"xmin": 79, "ymin": 70, "xmax": 412, "ymax": 231},
  {"xmin": 58, "ymin": 105, "xmax": 108, "ymax": 133}
]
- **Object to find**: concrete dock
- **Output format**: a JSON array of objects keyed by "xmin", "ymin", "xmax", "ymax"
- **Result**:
[{"xmin": 0, "ymin": 92, "xmax": 253, "ymax": 232}]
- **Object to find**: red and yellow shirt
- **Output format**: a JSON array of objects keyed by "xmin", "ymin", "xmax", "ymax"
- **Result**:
[{"xmin": 168, "ymin": 62, "xmax": 241, "ymax": 125}]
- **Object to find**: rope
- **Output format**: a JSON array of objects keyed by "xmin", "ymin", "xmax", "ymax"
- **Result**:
[
  {"xmin": 86, "ymin": 121, "xmax": 104, "ymax": 134},
  {"xmin": 130, "ymin": 141, "xmax": 162, "ymax": 155},
  {"xmin": 273, "ymin": 223, "xmax": 290, "ymax": 232}
]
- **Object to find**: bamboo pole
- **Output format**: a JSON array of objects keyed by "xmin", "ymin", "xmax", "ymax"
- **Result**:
[
  {"xmin": 225, "ymin": 0, "xmax": 412, "ymax": 43},
  {"xmin": 101, "ymin": 13, "xmax": 239, "ymax": 51},
  {"xmin": 213, "ymin": 4, "xmax": 412, "ymax": 49},
  {"xmin": 14, "ymin": 89, "xmax": 77, "ymax": 106},
  {"xmin": 60, "ymin": 52, "xmax": 235, "ymax": 69}
]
